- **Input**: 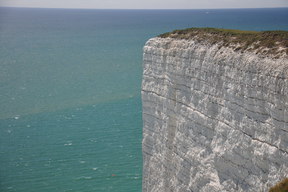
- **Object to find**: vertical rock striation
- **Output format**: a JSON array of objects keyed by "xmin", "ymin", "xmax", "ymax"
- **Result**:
[{"xmin": 142, "ymin": 30, "xmax": 288, "ymax": 192}]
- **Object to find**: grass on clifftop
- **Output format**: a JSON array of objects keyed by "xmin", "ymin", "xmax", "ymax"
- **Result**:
[
  {"xmin": 269, "ymin": 178, "xmax": 288, "ymax": 192},
  {"xmin": 158, "ymin": 28, "xmax": 288, "ymax": 57}
]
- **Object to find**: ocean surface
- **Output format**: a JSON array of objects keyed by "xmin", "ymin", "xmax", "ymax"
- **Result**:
[{"xmin": 0, "ymin": 7, "xmax": 288, "ymax": 192}]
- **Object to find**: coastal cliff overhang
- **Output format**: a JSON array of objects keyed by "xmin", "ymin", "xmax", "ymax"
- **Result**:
[{"xmin": 158, "ymin": 27, "xmax": 288, "ymax": 58}]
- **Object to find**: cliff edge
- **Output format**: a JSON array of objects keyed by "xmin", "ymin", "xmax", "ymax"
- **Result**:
[{"xmin": 142, "ymin": 28, "xmax": 288, "ymax": 192}]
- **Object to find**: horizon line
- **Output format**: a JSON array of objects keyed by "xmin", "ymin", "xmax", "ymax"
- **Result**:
[{"xmin": 1, "ymin": 6, "xmax": 288, "ymax": 10}]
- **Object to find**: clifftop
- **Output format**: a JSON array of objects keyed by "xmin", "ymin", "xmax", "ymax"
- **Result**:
[{"xmin": 159, "ymin": 28, "xmax": 288, "ymax": 58}]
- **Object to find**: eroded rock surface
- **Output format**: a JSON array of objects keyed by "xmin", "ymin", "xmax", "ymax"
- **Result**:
[{"xmin": 142, "ymin": 37, "xmax": 288, "ymax": 192}]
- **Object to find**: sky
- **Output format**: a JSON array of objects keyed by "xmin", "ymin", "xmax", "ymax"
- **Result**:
[{"xmin": 0, "ymin": 0, "xmax": 288, "ymax": 9}]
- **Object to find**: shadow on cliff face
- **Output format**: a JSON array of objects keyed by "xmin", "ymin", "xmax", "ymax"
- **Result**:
[{"xmin": 213, "ymin": 131, "xmax": 265, "ymax": 191}]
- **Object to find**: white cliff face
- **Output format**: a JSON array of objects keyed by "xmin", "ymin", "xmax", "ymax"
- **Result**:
[{"xmin": 142, "ymin": 37, "xmax": 288, "ymax": 192}]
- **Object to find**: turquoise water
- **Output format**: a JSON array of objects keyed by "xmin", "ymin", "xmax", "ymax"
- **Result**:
[
  {"xmin": 0, "ymin": 8, "xmax": 288, "ymax": 192},
  {"xmin": 0, "ymin": 97, "xmax": 142, "ymax": 192}
]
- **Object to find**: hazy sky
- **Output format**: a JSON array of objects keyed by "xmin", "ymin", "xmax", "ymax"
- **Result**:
[{"xmin": 0, "ymin": 0, "xmax": 288, "ymax": 9}]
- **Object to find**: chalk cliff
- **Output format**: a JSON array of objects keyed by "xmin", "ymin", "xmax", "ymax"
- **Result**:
[{"xmin": 142, "ymin": 28, "xmax": 288, "ymax": 192}]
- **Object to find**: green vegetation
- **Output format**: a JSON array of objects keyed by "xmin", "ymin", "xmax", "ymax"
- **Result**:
[
  {"xmin": 158, "ymin": 28, "xmax": 288, "ymax": 56},
  {"xmin": 269, "ymin": 178, "xmax": 288, "ymax": 192}
]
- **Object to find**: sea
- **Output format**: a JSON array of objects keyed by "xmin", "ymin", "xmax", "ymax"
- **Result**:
[{"xmin": 0, "ymin": 7, "xmax": 288, "ymax": 192}]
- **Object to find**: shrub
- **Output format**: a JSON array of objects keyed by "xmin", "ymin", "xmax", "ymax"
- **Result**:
[{"xmin": 269, "ymin": 178, "xmax": 288, "ymax": 192}]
